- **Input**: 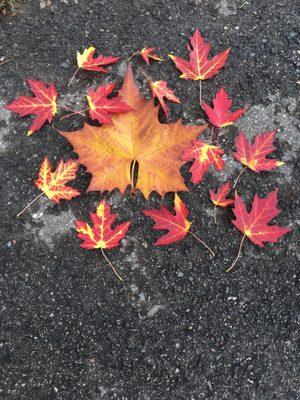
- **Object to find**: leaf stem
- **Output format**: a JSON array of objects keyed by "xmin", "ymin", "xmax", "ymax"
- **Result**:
[
  {"xmin": 188, "ymin": 230, "xmax": 215, "ymax": 257},
  {"xmin": 127, "ymin": 51, "xmax": 139, "ymax": 62},
  {"xmin": 130, "ymin": 159, "xmax": 137, "ymax": 196},
  {"xmin": 138, "ymin": 66, "xmax": 152, "ymax": 81},
  {"xmin": 215, "ymin": 127, "xmax": 221, "ymax": 146},
  {"xmin": 213, "ymin": 205, "xmax": 217, "ymax": 224},
  {"xmin": 0, "ymin": 58, "xmax": 13, "ymax": 67},
  {"xmin": 226, "ymin": 234, "xmax": 246, "ymax": 272},
  {"xmin": 233, "ymin": 166, "xmax": 248, "ymax": 188},
  {"xmin": 209, "ymin": 126, "xmax": 214, "ymax": 144},
  {"xmin": 68, "ymin": 67, "xmax": 80, "ymax": 87},
  {"xmin": 101, "ymin": 248, "xmax": 123, "ymax": 282},
  {"xmin": 199, "ymin": 79, "xmax": 203, "ymax": 109},
  {"xmin": 59, "ymin": 107, "xmax": 88, "ymax": 121},
  {"xmin": 17, "ymin": 192, "xmax": 44, "ymax": 218}
]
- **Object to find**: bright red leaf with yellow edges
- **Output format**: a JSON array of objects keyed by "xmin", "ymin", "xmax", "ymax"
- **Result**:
[
  {"xmin": 233, "ymin": 131, "xmax": 283, "ymax": 173},
  {"xmin": 209, "ymin": 181, "xmax": 233, "ymax": 207},
  {"xmin": 6, "ymin": 79, "xmax": 58, "ymax": 136},
  {"xmin": 169, "ymin": 28, "xmax": 230, "ymax": 80},
  {"xmin": 143, "ymin": 194, "xmax": 214, "ymax": 255},
  {"xmin": 87, "ymin": 83, "xmax": 132, "ymax": 124},
  {"xmin": 202, "ymin": 87, "xmax": 245, "ymax": 128},
  {"xmin": 75, "ymin": 200, "xmax": 131, "ymax": 281},
  {"xmin": 139, "ymin": 47, "xmax": 164, "ymax": 65},
  {"xmin": 149, "ymin": 80, "xmax": 180, "ymax": 119},
  {"xmin": 227, "ymin": 189, "xmax": 291, "ymax": 271},
  {"xmin": 77, "ymin": 47, "xmax": 120, "ymax": 72},
  {"xmin": 182, "ymin": 140, "xmax": 225, "ymax": 184},
  {"xmin": 35, "ymin": 157, "xmax": 80, "ymax": 203}
]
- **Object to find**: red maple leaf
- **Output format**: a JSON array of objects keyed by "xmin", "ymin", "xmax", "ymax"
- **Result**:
[
  {"xmin": 233, "ymin": 131, "xmax": 284, "ymax": 186},
  {"xmin": 202, "ymin": 87, "xmax": 245, "ymax": 128},
  {"xmin": 149, "ymin": 80, "xmax": 180, "ymax": 118},
  {"xmin": 6, "ymin": 79, "xmax": 58, "ymax": 136},
  {"xmin": 227, "ymin": 189, "xmax": 291, "ymax": 271},
  {"xmin": 209, "ymin": 181, "xmax": 233, "ymax": 223},
  {"xmin": 77, "ymin": 47, "xmax": 120, "ymax": 72},
  {"xmin": 75, "ymin": 200, "xmax": 131, "ymax": 281},
  {"xmin": 87, "ymin": 83, "xmax": 132, "ymax": 124},
  {"xmin": 209, "ymin": 181, "xmax": 234, "ymax": 207},
  {"xmin": 182, "ymin": 140, "xmax": 225, "ymax": 184},
  {"xmin": 143, "ymin": 194, "xmax": 214, "ymax": 255},
  {"xmin": 17, "ymin": 157, "xmax": 80, "ymax": 218},
  {"xmin": 169, "ymin": 28, "xmax": 230, "ymax": 80},
  {"xmin": 35, "ymin": 157, "xmax": 80, "ymax": 203},
  {"xmin": 140, "ymin": 47, "xmax": 164, "ymax": 65}
]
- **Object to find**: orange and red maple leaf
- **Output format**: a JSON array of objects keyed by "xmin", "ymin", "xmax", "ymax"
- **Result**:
[
  {"xmin": 87, "ymin": 83, "xmax": 132, "ymax": 124},
  {"xmin": 35, "ymin": 157, "xmax": 80, "ymax": 203},
  {"xmin": 203, "ymin": 87, "xmax": 245, "ymax": 128},
  {"xmin": 169, "ymin": 28, "xmax": 230, "ymax": 80},
  {"xmin": 6, "ymin": 79, "xmax": 58, "ymax": 136},
  {"xmin": 182, "ymin": 140, "xmax": 225, "ymax": 184}
]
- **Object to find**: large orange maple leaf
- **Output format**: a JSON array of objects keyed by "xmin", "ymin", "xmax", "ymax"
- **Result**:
[{"xmin": 60, "ymin": 65, "xmax": 206, "ymax": 199}]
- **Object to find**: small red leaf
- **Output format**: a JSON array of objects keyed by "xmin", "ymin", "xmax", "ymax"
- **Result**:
[
  {"xmin": 209, "ymin": 181, "xmax": 234, "ymax": 207},
  {"xmin": 75, "ymin": 200, "xmax": 130, "ymax": 250},
  {"xmin": 77, "ymin": 47, "xmax": 120, "ymax": 72},
  {"xmin": 140, "ymin": 47, "xmax": 164, "ymax": 65},
  {"xmin": 143, "ymin": 194, "xmax": 191, "ymax": 246},
  {"xmin": 6, "ymin": 79, "xmax": 58, "ymax": 135},
  {"xmin": 87, "ymin": 83, "xmax": 132, "ymax": 124},
  {"xmin": 35, "ymin": 157, "xmax": 80, "ymax": 203},
  {"xmin": 75, "ymin": 200, "xmax": 131, "ymax": 281},
  {"xmin": 182, "ymin": 140, "xmax": 225, "ymax": 184},
  {"xmin": 202, "ymin": 87, "xmax": 245, "ymax": 128},
  {"xmin": 232, "ymin": 190, "xmax": 291, "ymax": 247},
  {"xmin": 149, "ymin": 80, "xmax": 180, "ymax": 118},
  {"xmin": 233, "ymin": 131, "xmax": 284, "ymax": 172},
  {"xmin": 169, "ymin": 28, "xmax": 230, "ymax": 80}
]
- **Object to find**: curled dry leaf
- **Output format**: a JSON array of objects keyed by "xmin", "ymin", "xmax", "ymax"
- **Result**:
[
  {"xmin": 60, "ymin": 65, "xmax": 206, "ymax": 199},
  {"xmin": 169, "ymin": 28, "xmax": 230, "ymax": 80},
  {"xmin": 182, "ymin": 140, "xmax": 225, "ymax": 184},
  {"xmin": 149, "ymin": 80, "xmax": 180, "ymax": 119},
  {"xmin": 6, "ymin": 79, "xmax": 57, "ymax": 136},
  {"xmin": 227, "ymin": 189, "xmax": 291, "ymax": 272},
  {"xmin": 87, "ymin": 83, "xmax": 132, "ymax": 124},
  {"xmin": 75, "ymin": 200, "xmax": 131, "ymax": 281},
  {"xmin": 202, "ymin": 87, "xmax": 245, "ymax": 128}
]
